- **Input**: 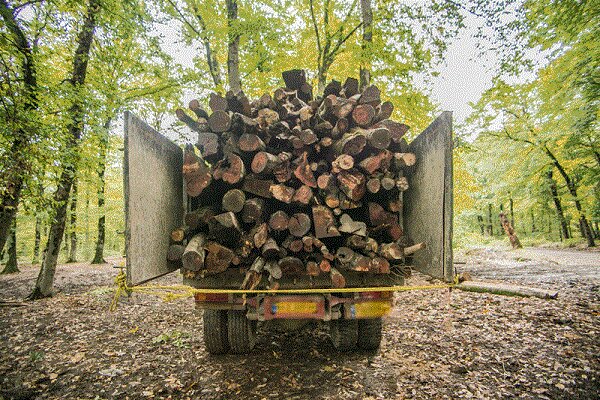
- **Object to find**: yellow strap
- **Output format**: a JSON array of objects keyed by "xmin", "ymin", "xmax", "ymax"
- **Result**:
[{"xmin": 110, "ymin": 271, "xmax": 458, "ymax": 311}]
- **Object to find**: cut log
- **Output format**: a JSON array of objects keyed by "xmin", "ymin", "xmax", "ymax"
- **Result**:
[
  {"xmin": 182, "ymin": 234, "xmax": 206, "ymax": 271},
  {"xmin": 222, "ymin": 189, "xmax": 246, "ymax": 213},
  {"xmin": 278, "ymin": 256, "xmax": 305, "ymax": 275},
  {"xmin": 170, "ymin": 226, "xmax": 189, "ymax": 244},
  {"xmin": 338, "ymin": 214, "xmax": 367, "ymax": 237},
  {"xmin": 346, "ymin": 235, "xmax": 378, "ymax": 253},
  {"xmin": 208, "ymin": 110, "xmax": 232, "ymax": 133},
  {"xmin": 312, "ymin": 206, "xmax": 340, "ymax": 238},
  {"xmin": 332, "ymin": 98, "xmax": 355, "ymax": 120},
  {"xmin": 196, "ymin": 132, "xmax": 220, "ymax": 159},
  {"xmin": 251, "ymin": 151, "xmax": 279, "ymax": 175},
  {"xmin": 213, "ymin": 153, "xmax": 245, "ymax": 184},
  {"xmin": 299, "ymin": 129, "xmax": 318, "ymax": 145},
  {"xmin": 456, "ymin": 281, "xmax": 558, "ymax": 300},
  {"xmin": 403, "ymin": 242, "xmax": 425, "ymax": 256},
  {"xmin": 317, "ymin": 173, "xmax": 335, "ymax": 190},
  {"xmin": 189, "ymin": 99, "xmax": 209, "ymax": 120},
  {"xmin": 209, "ymin": 212, "xmax": 242, "ymax": 246},
  {"xmin": 242, "ymin": 174, "xmax": 273, "ymax": 198},
  {"xmin": 337, "ymin": 169, "xmax": 366, "ymax": 202},
  {"xmin": 375, "ymin": 101, "xmax": 394, "ymax": 123},
  {"xmin": 331, "ymin": 154, "xmax": 354, "ymax": 173},
  {"xmin": 167, "ymin": 244, "xmax": 186, "ymax": 262},
  {"xmin": 393, "ymin": 152, "xmax": 416, "ymax": 167},
  {"xmin": 358, "ymin": 150, "xmax": 392, "ymax": 175},
  {"xmin": 352, "ymin": 104, "xmax": 376, "ymax": 127},
  {"xmin": 261, "ymin": 237, "xmax": 281, "ymax": 259},
  {"xmin": 368, "ymin": 202, "xmax": 403, "ymax": 241},
  {"xmin": 265, "ymin": 260, "xmax": 283, "ymax": 279},
  {"xmin": 270, "ymin": 184, "xmax": 295, "ymax": 204},
  {"xmin": 256, "ymin": 108, "xmax": 279, "ymax": 128},
  {"xmin": 204, "ymin": 241, "xmax": 235, "ymax": 273},
  {"xmin": 342, "ymin": 77, "xmax": 359, "ymax": 97},
  {"xmin": 319, "ymin": 258, "xmax": 331, "ymax": 272},
  {"xmin": 183, "ymin": 144, "xmax": 212, "ymax": 197},
  {"xmin": 335, "ymin": 131, "xmax": 367, "ymax": 156},
  {"xmin": 306, "ymin": 261, "xmax": 320, "ymax": 276},
  {"xmin": 294, "ymin": 152, "xmax": 317, "ymax": 188},
  {"xmin": 358, "ymin": 85, "xmax": 380, "ymax": 106},
  {"xmin": 288, "ymin": 213, "xmax": 311, "ymax": 237},
  {"xmin": 302, "ymin": 236, "xmax": 313, "ymax": 252},
  {"xmin": 209, "ymin": 92, "xmax": 228, "ymax": 112},
  {"xmin": 238, "ymin": 134, "xmax": 265, "ymax": 152},
  {"xmin": 176, "ymin": 108, "xmax": 208, "ymax": 132},
  {"xmin": 324, "ymin": 80, "xmax": 342, "ymax": 96},
  {"xmin": 241, "ymin": 198, "xmax": 264, "ymax": 224},
  {"xmin": 185, "ymin": 207, "xmax": 216, "ymax": 230},
  {"xmin": 366, "ymin": 177, "xmax": 381, "ymax": 194},
  {"xmin": 330, "ymin": 267, "xmax": 346, "ymax": 288},
  {"xmin": 374, "ymin": 120, "xmax": 409, "ymax": 143},
  {"xmin": 378, "ymin": 242, "xmax": 403, "ymax": 260},
  {"xmin": 252, "ymin": 223, "xmax": 269, "ymax": 248},
  {"xmin": 269, "ymin": 210, "xmax": 290, "ymax": 232},
  {"xmin": 226, "ymin": 90, "xmax": 252, "ymax": 116},
  {"xmin": 396, "ymin": 176, "xmax": 409, "ymax": 191},
  {"xmin": 331, "ymin": 117, "xmax": 349, "ymax": 138},
  {"xmin": 292, "ymin": 184, "xmax": 313, "ymax": 205}
]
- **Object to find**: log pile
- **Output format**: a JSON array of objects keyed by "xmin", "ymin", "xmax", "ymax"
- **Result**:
[{"xmin": 169, "ymin": 69, "xmax": 423, "ymax": 290}]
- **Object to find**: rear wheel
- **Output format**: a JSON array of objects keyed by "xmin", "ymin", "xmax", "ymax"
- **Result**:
[
  {"xmin": 203, "ymin": 310, "xmax": 229, "ymax": 354},
  {"xmin": 227, "ymin": 310, "xmax": 256, "ymax": 354},
  {"xmin": 357, "ymin": 318, "xmax": 383, "ymax": 350},
  {"xmin": 330, "ymin": 319, "xmax": 358, "ymax": 351}
]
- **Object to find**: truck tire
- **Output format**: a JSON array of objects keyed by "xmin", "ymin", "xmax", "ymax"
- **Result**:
[
  {"xmin": 330, "ymin": 319, "xmax": 358, "ymax": 351},
  {"xmin": 227, "ymin": 310, "xmax": 256, "ymax": 354},
  {"xmin": 203, "ymin": 310, "xmax": 229, "ymax": 354},
  {"xmin": 357, "ymin": 318, "xmax": 383, "ymax": 350}
]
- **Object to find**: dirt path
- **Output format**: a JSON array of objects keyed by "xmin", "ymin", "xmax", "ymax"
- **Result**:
[{"xmin": 1, "ymin": 247, "xmax": 599, "ymax": 399}]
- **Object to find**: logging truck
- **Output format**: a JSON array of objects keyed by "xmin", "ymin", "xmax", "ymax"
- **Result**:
[{"xmin": 124, "ymin": 82, "xmax": 453, "ymax": 354}]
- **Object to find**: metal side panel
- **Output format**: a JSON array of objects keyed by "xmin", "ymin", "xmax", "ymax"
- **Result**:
[
  {"xmin": 404, "ymin": 112, "xmax": 453, "ymax": 282},
  {"xmin": 124, "ymin": 111, "xmax": 184, "ymax": 286}
]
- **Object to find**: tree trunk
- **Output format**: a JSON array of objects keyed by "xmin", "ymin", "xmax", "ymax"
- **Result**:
[
  {"xmin": 359, "ymin": 0, "xmax": 372, "ymax": 91},
  {"xmin": 487, "ymin": 203, "xmax": 493, "ymax": 236},
  {"xmin": 190, "ymin": 3, "xmax": 223, "ymax": 89},
  {"xmin": 32, "ymin": 215, "xmax": 41, "ymax": 264},
  {"xmin": 544, "ymin": 147, "xmax": 595, "ymax": 246},
  {"xmin": 509, "ymin": 197, "xmax": 515, "ymax": 228},
  {"xmin": 1, "ymin": 219, "xmax": 19, "ymax": 274},
  {"xmin": 477, "ymin": 215, "xmax": 485, "ymax": 235},
  {"xmin": 28, "ymin": 0, "xmax": 100, "ymax": 300},
  {"xmin": 226, "ymin": 0, "xmax": 241, "ymax": 92},
  {"xmin": 0, "ymin": 0, "xmax": 38, "ymax": 256},
  {"xmin": 530, "ymin": 210, "xmax": 536, "ymax": 233},
  {"xmin": 546, "ymin": 169, "xmax": 569, "ymax": 240},
  {"xmin": 92, "ymin": 118, "xmax": 110, "ymax": 264},
  {"xmin": 67, "ymin": 180, "xmax": 78, "ymax": 262}
]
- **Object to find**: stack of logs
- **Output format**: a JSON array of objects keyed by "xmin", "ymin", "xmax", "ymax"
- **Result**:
[{"xmin": 169, "ymin": 69, "xmax": 424, "ymax": 290}]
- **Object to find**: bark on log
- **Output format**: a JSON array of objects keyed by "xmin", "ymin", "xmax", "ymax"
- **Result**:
[
  {"xmin": 269, "ymin": 210, "xmax": 290, "ymax": 232},
  {"xmin": 189, "ymin": 99, "xmax": 209, "ymax": 120},
  {"xmin": 456, "ymin": 281, "xmax": 558, "ymax": 300},
  {"xmin": 270, "ymin": 184, "xmax": 295, "ymax": 204},
  {"xmin": 204, "ymin": 241, "xmax": 235, "ymax": 273},
  {"xmin": 183, "ymin": 145, "xmax": 212, "ymax": 197},
  {"xmin": 182, "ymin": 234, "xmax": 207, "ymax": 271},
  {"xmin": 222, "ymin": 189, "xmax": 246, "ymax": 213},
  {"xmin": 167, "ymin": 244, "xmax": 186, "ymax": 261},
  {"xmin": 242, "ymin": 174, "xmax": 273, "ymax": 198},
  {"xmin": 330, "ymin": 267, "xmax": 346, "ymax": 288},
  {"xmin": 185, "ymin": 207, "xmax": 215, "ymax": 230},
  {"xmin": 261, "ymin": 237, "xmax": 281, "ymax": 259},
  {"xmin": 337, "ymin": 169, "xmax": 366, "ymax": 202},
  {"xmin": 208, "ymin": 110, "xmax": 232, "ymax": 133},
  {"xmin": 278, "ymin": 256, "xmax": 305, "ymax": 275},
  {"xmin": 213, "ymin": 153, "xmax": 245, "ymax": 184},
  {"xmin": 209, "ymin": 93, "xmax": 228, "ymax": 112},
  {"xmin": 288, "ymin": 213, "xmax": 311, "ymax": 237},
  {"xmin": 238, "ymin": 133, "xmax": 265, "ymax": 152},
  {"xmin": 241, "ymin": 198, "xmax": 264, "ymax": 224},
  {"xmin": 338, "ymin": 213, "xmax": 367, "ymax": 237},
  {"xmin": 312, "ymin": 206, "xmax": 340, "ymax": 238}
]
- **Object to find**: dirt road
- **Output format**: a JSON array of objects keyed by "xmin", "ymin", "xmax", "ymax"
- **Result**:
[{"xmin": 1, "ymin": 247, "xmax": 598, "ymax": 399}]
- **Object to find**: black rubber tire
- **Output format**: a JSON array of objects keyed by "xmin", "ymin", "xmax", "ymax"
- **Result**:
[
  {"xmin": 357, "ymin": 318, "xmax": 383, "ymax": 350},
  {"xmin": 203, "ymin": 310, "xmax": 229, "ymax": 354},
  {"xmin": 227, "ymin": 310, "xmax": 256, "ymax": 354},
  {"xmin": 330, "ymin": 319, "xmax": 358, "ymax": 351}
]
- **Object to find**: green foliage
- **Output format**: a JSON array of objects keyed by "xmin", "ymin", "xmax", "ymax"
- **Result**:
[{"xmin": 152, "ymin": 330, "xmax": 190, "ymax": 348}]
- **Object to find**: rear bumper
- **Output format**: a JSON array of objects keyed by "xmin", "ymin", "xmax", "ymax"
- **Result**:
[{"xmin": 194, "ymin": 292, "xmax": 394, "ymax": 321}]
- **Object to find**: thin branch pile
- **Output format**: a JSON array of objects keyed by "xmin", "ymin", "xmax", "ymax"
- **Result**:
[{"xmin": 170, "ymin": 69, "xmax": 423, "ymax": 290}]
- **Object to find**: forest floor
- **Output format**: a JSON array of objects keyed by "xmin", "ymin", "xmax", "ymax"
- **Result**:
[{"xmin": 1, "ymin": 246, "xmax": 599, "ymax": 400}]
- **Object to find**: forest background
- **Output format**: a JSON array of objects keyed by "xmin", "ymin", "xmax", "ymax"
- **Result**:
[{"xmin": 0, "ymin": 0, "xmax": 597, "ymax": 297}]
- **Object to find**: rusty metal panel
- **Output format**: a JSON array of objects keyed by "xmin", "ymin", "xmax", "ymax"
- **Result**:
[
  {"xmin": 124, "ymin": 111, "xmax": 184, "ymax": 285},
  {"xmin": 404, "ymin": 112, "xmax": 453, "ymax": 281}
]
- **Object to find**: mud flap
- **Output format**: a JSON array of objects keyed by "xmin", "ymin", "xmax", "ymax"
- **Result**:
[
  {"xmin": 404, "ymin": 112, "xmax": 453, "ymax": 282},
  {"xmin": 124, "ymin": 112, "xmax": 184, "ymax": 285}
]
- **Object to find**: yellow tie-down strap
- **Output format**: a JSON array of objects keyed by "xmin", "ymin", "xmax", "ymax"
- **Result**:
[{"xmin": 110, "ymin": 271, "xmax": 457, "ymax": 311}]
